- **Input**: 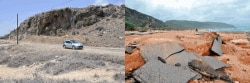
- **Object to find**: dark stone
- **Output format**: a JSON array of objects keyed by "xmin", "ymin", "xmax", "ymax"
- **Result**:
[
  {"xmin": 133, "ymin": 60, "xmax": 197, "ymax": 83},
  {"xmin": 125, "ymin": 46, "xmax": 133, "ymax": 54},
  {"xmin": 175, "ymin": 63, "xmax": 181, "ymax": 67},
  {"xmin": 140, "ymin": 42, "xmax": 184, "ymax": 62},
  {"xmin": 211, "ymin": 36, "xmax": 223, "ymax": 56},
  {"xmin": 157, "ymin": 56, "xmax": 166, "ymax": 63},
  {"xmin": 128, "ymin": 45, "xmax": 137, "ymax": 48}
]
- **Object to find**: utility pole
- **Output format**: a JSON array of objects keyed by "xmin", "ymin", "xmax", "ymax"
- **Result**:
[{"xmin": 17, "ymin": 14, "xmax": 19, "ymax": 45}]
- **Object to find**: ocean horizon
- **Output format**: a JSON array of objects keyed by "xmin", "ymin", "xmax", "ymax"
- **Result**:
[{"xmin": 205, "ymin": 27, "xmax": 250, "ymax": 32}]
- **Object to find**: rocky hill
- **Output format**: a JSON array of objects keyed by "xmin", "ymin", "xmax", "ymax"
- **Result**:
[
  {"xmin": 4, "ymin": 4, "xmax": 125, "ymax": 47},
  {"xmin": 165, "ymin": 20, "xmax": 236, "ymax": 30},
  {"xmin": 125, "ymin": 7, "xmax": 166, "ymax": 30}
]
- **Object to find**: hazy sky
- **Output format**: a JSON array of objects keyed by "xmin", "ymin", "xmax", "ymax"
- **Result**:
[
  {"xmin": 126, "ymin": 0, "xmax": 250, "ymax": 27},
  {"xmin": 0, "ymin": 0, "xmax": 124, "ymax": 36}
]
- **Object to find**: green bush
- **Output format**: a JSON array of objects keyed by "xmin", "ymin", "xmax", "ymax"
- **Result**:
[
  {"xmin": 56, "ymin": 28, "xmax": 63, "ymax": 36},
  {"xmin": 125, "ymin": 22, "xmax": 136, "ymax": 31}
]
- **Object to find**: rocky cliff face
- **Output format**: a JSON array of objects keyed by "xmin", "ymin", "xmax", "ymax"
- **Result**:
[{"xmin": 5, "ymin": 4, "xmax": 125, "ymax": 47}]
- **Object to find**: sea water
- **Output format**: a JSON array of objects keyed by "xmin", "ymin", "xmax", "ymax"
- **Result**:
[{"xmin": 205, "ymin": 27, "xmax": 250, "ymax": 32}]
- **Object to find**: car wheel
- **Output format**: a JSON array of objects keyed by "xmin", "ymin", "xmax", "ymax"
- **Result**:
[
  {"xmin": 72, "ymin": 46, "xmax": 76, "ymax": 50},
  {"xmin": 63, "ymin": 45, "xmax": 66, "ymax": 49}
]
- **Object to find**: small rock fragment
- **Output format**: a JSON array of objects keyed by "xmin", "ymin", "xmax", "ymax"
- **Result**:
[{"xmin": 125, "ymin": 46, "xmax": 133, "ymax": 54}]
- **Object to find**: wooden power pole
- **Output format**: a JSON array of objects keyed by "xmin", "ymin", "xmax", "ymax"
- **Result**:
[{"xmin": 17, "ymin": 14, "xmax": 19, "ymax": 45}]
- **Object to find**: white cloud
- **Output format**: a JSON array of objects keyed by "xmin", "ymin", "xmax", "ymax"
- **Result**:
[
  {"xmin": 116, "ymin": 0, "xmax": 125, "ymax": 5},
  {"xmin": 94, "ymin": 0, "xmax": 108, "ymax": 6},
  {"xmin": 126, "ymin": 0, "xmax": 250, "ymax": 26}
]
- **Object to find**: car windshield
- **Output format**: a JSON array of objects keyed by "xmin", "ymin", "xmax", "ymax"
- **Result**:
[{"xmin": 71, "ymin": 40, "xmax": 79, "ymax": 43}]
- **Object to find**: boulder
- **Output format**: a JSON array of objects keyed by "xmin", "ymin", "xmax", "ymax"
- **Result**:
[{"xmin": 133, "ymin": 60, "xmax": 197, "ymax": 83}]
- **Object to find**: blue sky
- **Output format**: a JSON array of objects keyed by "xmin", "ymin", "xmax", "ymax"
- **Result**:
[
  {"xmin": 0, "ymin": 0, "xmax": 124, "ymax": 36},
  {"xmin": 126, "ymin": 0, "xmax": 250, "ymax": 28}
]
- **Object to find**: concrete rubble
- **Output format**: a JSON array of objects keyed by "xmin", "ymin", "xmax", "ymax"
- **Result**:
[
  {"xmin": 133, "ymin": 60, "xmax": 197, "ymax": 83},
  {"xmin": 201, "ymin": 56, "xmax": 229, "ymax": 70},
  {"xmin": 130, "ymin": 40, "xmax": 232, "ymax": 83},
  {"xmin": 211, "ymin": 35, "xmax": 223, "ymax": 56},
  {"xmin": 140, "ymin": 42, "xmax": 184, "ymax": 62}
]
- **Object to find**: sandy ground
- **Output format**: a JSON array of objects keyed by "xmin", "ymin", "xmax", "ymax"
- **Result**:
[
  {"xmin": 125, "ymin": 30, "xmax": 250, "ymax": 83},
  {"xmin": 0, "ymin": 39, "xmax": 124, "ymax": 83}
]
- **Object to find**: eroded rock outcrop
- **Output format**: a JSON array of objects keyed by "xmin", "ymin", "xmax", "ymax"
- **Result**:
[{"xmin": 4, "ymin": 4, "xmax": 125, "ymax": 47}]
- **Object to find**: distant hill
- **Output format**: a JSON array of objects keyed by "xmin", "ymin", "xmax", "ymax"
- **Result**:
[
  {"xmin": 125, "ymin": 7, "xmax": 166, "ymax": 30},
  {"xmin": 165, "ymin": 20, "xmax": 236, "ymax": 30},
  {"xmin": 125, "ymin": 6, "xmax": 236, "ymax": 30},
  {"xmin": 3, "ymin": 4, "xmax": 125, "ymax": 47}
]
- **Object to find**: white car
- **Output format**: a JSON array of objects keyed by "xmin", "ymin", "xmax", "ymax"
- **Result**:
[{"xmin": 63, "ymin": 40, "xmax": 83, "ymax": 50}]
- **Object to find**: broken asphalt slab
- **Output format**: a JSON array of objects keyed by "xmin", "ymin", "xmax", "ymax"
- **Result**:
[
  {"xmin": 135, "ymin": 41, "xmax": 230, "ymax": 82},
  {"xmin": 133, "ymin": 60, "xmax": 197, "ymax": 83},
  {"xmin": 188, "ymin": 59, "xmax": 218, "ymax": 78},
  {"xmin": 201, "ymin": 56, "xmax": 229, "ymax": 70},
  {"xmin": 140, "ymin": 42, "xmax": 184, "ymax": 62},
  {"xmin": 165, "ymin": 50, "xmax": 201, "ymax": 69},
  {"xmin": 211, "ymin": 36, "xmax": 223, "ymax": 56},
  {"xmin": 188, "ymin": 59, "xmax": 233, "ymax": 82}
]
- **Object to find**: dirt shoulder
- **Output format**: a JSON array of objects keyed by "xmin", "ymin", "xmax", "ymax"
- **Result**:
[{"xmin": 0, "ymin": 39, "xmax": 124, "ymax": 83}]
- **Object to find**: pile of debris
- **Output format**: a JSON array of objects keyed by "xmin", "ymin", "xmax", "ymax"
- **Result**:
[{"xmin": 125, "ymin": 35, "xmax": 233, "ymax": 83}]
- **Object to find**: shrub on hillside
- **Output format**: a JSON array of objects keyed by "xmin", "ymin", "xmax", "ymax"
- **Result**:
[{"xmin": 125, "ymin": 22, "xmax": 136, "ymax": 31}]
